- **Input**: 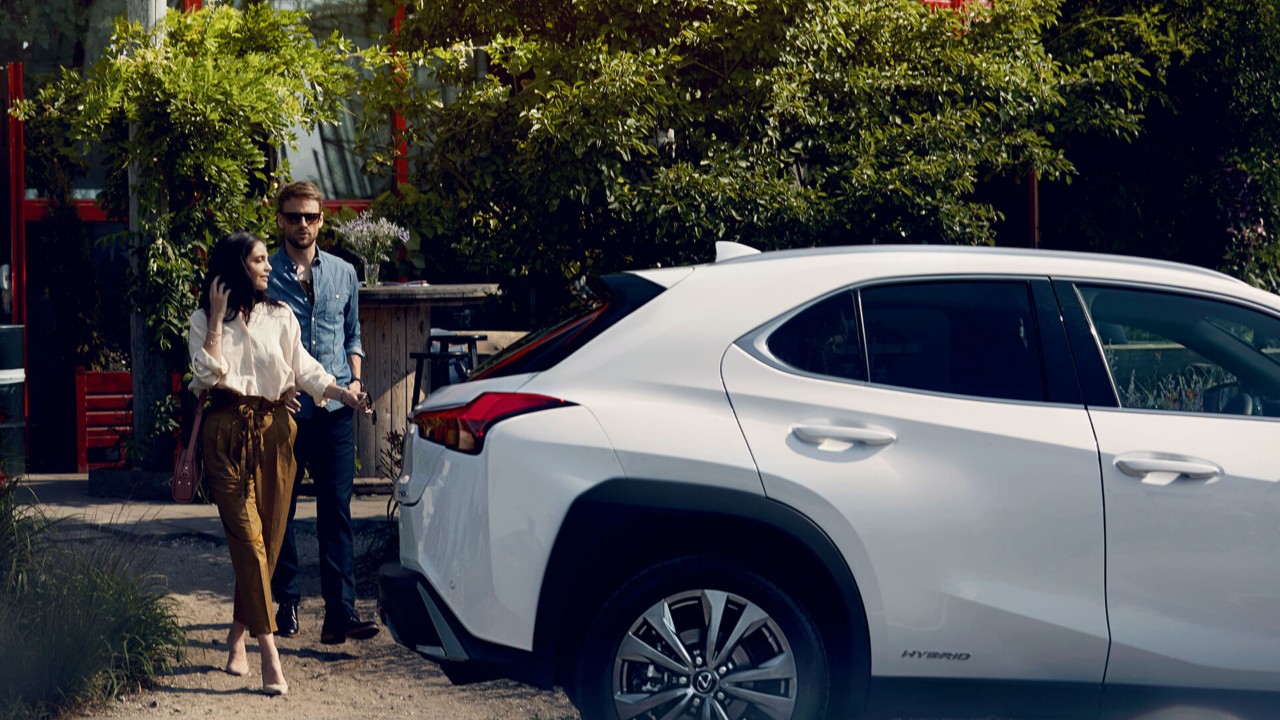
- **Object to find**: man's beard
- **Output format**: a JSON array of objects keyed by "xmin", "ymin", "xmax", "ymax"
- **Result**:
[{"xmin": 285, "ymin": 233, "xmax": 315, "ymax": 250}]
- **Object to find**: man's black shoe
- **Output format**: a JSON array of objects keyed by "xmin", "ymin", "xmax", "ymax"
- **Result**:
[
  {"xmin": 320, "ymin": 612, "xmax": 380, "ymax": 645},
  {"xmin": 275, "ymin": 602, "xmax": 300, "ymax": 639}
]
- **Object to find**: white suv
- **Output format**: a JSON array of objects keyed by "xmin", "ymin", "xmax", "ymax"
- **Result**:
[{"xmin": 379, "ymin": 244, "xmax": 1280, "ymax": 719}]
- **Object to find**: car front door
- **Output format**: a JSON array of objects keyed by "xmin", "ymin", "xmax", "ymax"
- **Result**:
[
  {"xmin": 721, "ymin": 278, "xmax": 1110, "ymax": 684},
  {"xmin": 1064, "ymin": 281, "xmax": 1280, "ymax": 692}
]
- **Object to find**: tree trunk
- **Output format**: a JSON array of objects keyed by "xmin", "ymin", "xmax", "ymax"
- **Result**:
[{"xmin": 128, "ymin": 0, "xmax": 169, "ymax": 470}]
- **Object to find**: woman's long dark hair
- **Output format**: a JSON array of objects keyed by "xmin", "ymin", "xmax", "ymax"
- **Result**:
[{"xmin": 198, "ymin": 232, "xmax": 281, "ymax": 322}]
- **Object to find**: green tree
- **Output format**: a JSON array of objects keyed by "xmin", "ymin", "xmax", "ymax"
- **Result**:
[
  {"xmin": 1, "ymin": 0, "xmax": 101, "ymax": 66},
  {"xmin": 1041, "ymin": 0, "xmax": 1280, "ymax": 283},
  {"xmin": 359, "ymin": 0, "xmax": 1148, "ymax": 312},
  {"xmin": 14, "ymin": 4, "xmax": 356, "ymax": 466}
]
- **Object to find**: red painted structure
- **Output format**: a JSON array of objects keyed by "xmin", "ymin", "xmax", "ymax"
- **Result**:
[
  {"xmin": 6, "ymin": 63, "xmax": 23, "ymax": 327},
  {"xmin": 73, "ymin": 369, "xmax": 132, "ymax": 472},
  {"xmin": 5, "ymin": 63, "xmax": 27, "ymax": 451},
  {"xmin": 922, "ymin": 0, "xmax": 991, "ymax": 8}
]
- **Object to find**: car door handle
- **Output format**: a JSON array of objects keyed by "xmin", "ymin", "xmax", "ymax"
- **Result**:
[
  {"xmin": 1114, "ymin": 455, "xmax": 1221, "ymax": 486},
  {"xmin": 792, "ymin": 424, "xmax": 897, "ymax": 448}
]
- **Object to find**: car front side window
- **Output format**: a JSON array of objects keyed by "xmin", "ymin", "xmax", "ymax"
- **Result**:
[{"xmin": 1079, "ymin": 285, "xmax": 1280, "ymax": 417}]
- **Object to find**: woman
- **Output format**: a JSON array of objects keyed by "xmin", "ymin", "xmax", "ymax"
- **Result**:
[{"xmin": 188, "ymin": 232, "xmax": 368, "ymax": 695}]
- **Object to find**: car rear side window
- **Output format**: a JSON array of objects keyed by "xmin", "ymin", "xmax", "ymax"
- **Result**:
[
  {"xmin": 861, "ymin": 281, "xmax": 1048, "ymax": 402},
  {"xmin": 767, "ymin": 290, "xmax": 865, "ymax": 381}
]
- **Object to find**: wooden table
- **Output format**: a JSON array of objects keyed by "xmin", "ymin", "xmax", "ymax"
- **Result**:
[{"xmin": 355, "ymin": 283, "xmax": 498, "ymax": 478}]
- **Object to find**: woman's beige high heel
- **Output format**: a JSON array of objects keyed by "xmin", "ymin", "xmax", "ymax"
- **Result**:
[{"xmin": 261, "ymin": 681, "xmax": 288, "ymax": 696}]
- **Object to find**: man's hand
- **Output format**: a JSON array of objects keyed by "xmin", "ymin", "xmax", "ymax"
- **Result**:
[{"xmin": 286, "ymin": 390, "xmax": 302, "ymax": 414}]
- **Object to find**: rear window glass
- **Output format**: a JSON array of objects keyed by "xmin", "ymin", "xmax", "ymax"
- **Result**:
[
  {"xmin": 861, "ymin": 281, "xmax": 1047, "ymax": 402},
  {"xmin": 469, "ymin": 274, "xmax": 666, "ymax": 381},
  {"xmin": 767, "ymin": 291, "xmax": 866, "ymax": 381}
]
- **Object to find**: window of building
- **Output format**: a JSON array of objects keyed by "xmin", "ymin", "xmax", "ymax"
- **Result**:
[{"xmin": 254, "ymin": 0, "xmax": 394, "ymax": 199}]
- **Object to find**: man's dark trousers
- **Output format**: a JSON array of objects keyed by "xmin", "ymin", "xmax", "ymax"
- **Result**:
[{"xmin": 272, "ymin": 405, "xmax": 357, "ymax": 616}]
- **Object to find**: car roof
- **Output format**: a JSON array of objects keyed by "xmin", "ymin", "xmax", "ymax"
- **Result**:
[
  {"xmin": 649, "ymin": 243, "xmax": 1269, "ymax": 304},
  {"xmin": 718, "ymin": 244, "xmax": 1234, "ymax": 283}
]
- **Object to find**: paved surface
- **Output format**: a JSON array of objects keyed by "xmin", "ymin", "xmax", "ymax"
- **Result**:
[{"xmin": 13, "ymin": 474, "xmax": 398, "ymax": 543}]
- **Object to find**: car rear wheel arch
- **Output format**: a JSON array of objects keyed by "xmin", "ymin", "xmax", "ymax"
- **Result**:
[{"xmin": 535, "ymin": 479, "xmax": 870, "ymax": 714}]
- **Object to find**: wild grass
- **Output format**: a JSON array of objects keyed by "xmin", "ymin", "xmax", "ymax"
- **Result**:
[{"xmin": 0, "ymin": 477, "xmax": 185, "ymax": 719}]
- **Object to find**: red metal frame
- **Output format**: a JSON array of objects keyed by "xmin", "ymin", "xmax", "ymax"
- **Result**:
[
  {"xmin": 392, "ymin": 3, "xmax": 410, "ymax": 188},
  {"xmin": 6, "ymin": 63, "xmax": 27, "ymax": 449},
  {"xmin": 922, "ymin": 0, "xmax": 990, "ymax": 8},
  {"xmin": 74, "ymin": 368, "xmax": 133, "ymax": 472},
  {"xmin": 6, "ymin": 64, "xmax": 24, "ymax": 327},
  {"xmin": 23, "ymin": 198, "xmax": 110, "ymax": 222}
]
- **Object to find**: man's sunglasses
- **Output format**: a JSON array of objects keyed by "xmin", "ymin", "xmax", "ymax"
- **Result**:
[{"xmin": 282, "ymin": 212, "xmax": 323, "ymax": 225}]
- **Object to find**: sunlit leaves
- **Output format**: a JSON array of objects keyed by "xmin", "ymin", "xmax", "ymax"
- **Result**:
[
  {"xmin": 29, "ymin": 4, "xmax": 355, "ymax": 354},
  {"xmin": 359, "ymin": 0, "xmax": 1150, "ymax": 290}
]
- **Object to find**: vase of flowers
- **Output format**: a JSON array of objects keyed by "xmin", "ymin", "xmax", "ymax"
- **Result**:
[{"xmin": 331, "ymin": 211, "xmax": 409, "ymax": 286}]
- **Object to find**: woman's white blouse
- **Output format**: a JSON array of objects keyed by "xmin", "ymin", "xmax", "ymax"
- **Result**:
[{"xmin": 188, "ymin": 304, "xmax": 335, "ymax": 404}]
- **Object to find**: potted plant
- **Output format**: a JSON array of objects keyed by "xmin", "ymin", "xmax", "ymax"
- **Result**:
[{"xmin": 331, "ymin": 211, "xmax": 410, "ymax": 287}]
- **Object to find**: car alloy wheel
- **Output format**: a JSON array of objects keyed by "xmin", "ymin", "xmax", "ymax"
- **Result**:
[{"xmin": 576, "ymin": 557, "xmax": 829, "ymax": 720}]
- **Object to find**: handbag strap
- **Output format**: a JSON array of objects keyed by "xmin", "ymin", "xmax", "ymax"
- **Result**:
[{"xmin": 186, "ymin": 390, "xmax": 209, "ymax": 455}]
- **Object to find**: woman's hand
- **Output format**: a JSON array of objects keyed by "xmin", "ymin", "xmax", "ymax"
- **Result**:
[{"xmin": 208, "ymin": 276, "xmax": 230, "ymax": 323}]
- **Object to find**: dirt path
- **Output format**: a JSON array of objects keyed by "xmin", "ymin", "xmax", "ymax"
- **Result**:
[{"xmin": 65, "ymin": 530, "xmax": 580, "ymax": 720}]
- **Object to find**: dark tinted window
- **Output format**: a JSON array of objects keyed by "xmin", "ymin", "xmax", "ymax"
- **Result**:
[
  {"xmin": 861, "ymin": 281, "xmax": 1047, "ymax": 402},
  {"xmin": 470, "ymin": 274, "xmax": 665, "ymax": 381},
  {"xmin": 767, "ymin": 291, "xmax": 865, "ymax": 381}
]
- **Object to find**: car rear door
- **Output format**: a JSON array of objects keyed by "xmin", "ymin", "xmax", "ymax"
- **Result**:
[
  {"xmin": 1060, "ymin": 280, "xmax": 1280, "ymax": 692},
  {"xmin": 721, "ymin": 277, "xmax": 1110, "ymax": 683}
]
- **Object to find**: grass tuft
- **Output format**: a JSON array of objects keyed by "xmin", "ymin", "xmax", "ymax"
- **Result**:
[{"xmin": 0, "ymin": 477, "xmax": 185, "ymax": 719}]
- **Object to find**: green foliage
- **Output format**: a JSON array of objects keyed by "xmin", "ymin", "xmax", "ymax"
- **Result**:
[
  {"xmin": 0, "ymin": 480, "xmax": 184, "ymax": 719},
  {"xmin": 1042, "ymin": 0, "xmax": 1280, "ymax": 273},
  {"xmin": 359, "ymin": 0, "xmax": 1148, "ymax": 296},
  {"xmin": 0, "ymin": 0, "xmax": 98, "ymax": 65},
  {"xmin": 1222, "ymin": 220, "xmax": 1280, "ymax": 294},
  {"xmin": 123, "ymin": 393, "xmax": 180, "ymax": 473},
  {"xmin": 20, "ymin": 4, "xmax": 357, "ymax": 356}
]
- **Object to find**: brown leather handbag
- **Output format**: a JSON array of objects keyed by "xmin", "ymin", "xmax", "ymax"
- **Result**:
[{"xmin": 171, "ymin": 390, "xmax": 208, "ymax": 503}]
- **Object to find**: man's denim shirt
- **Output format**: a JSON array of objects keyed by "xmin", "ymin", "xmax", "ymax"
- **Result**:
[{"xmin": 268, "ymin": 247, "xmax": 364, "ymax": 418}]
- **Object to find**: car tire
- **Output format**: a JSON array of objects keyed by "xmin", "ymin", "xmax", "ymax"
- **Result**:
[{"xmin": 573, "ymin": 556, "xmax": 830, "ymax": 720}]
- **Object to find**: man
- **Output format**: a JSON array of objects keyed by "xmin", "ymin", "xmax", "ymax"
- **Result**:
[{"xmin": 268, "ymin": 181, "xmax": 379, "ymax": 645}]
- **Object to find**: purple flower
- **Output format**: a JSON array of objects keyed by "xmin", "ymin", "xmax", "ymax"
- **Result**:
[{"xmin": 332, "ymin": 211, "xmax": 409, "ymax": 267}]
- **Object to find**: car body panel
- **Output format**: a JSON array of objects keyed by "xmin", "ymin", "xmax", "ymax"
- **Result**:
[
  {"xmin": 399, "ymin": 403, "xmax": 623, "ymax": 650},
  {"xmin": 721, "ymin": 344, "xmax": 1110, "ymax": 682},
  {"xmin": 1093, "ymin": 409, "xmax": 1280, "ymax": 691}
]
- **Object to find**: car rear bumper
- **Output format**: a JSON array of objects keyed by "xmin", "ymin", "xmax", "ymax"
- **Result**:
[
  {"xmin": 377, "ymin": 562, "xmax": 552, "ymax": 687},
  {"xmin": 377, "ymin": 561, "xmax": 470, "ymax": 662}
]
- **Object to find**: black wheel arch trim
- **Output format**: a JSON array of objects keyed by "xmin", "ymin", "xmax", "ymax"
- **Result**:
[{"xmin": 533, "ymin": 477, "xmax": 872, "ymax": 704}]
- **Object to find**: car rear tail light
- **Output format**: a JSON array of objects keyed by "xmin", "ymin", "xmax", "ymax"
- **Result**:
[{"xmin": 411, "ymin": 392, "xmax": 575, "ymax": 454}]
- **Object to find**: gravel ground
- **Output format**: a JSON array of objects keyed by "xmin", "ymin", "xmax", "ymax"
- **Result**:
[{"xmin": 59, "ymin": 525, "xmax": 580, "ymax": 720}]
